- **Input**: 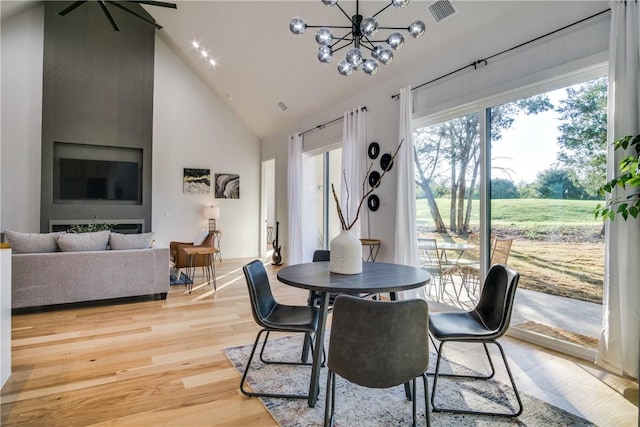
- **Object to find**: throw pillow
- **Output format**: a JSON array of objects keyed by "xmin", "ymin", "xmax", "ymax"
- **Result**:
[
  {"xmin": 56, "ymin": 230, "xmax": 110, "ymax": 252},
  {"xmin": 192, "ymin": 229, "xmax": 209, "ymax": 246},
  {"xmin": 4, "ymin": 230, "xmax": 63, "ymax": 253},
  {"xmin": 109, "ymin": 232, "xmax": 154, "ymax": 250}
]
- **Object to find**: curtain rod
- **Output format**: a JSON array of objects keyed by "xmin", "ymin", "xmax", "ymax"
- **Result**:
[
  {"xmin": 391, "ymin": 8, "xmax": 611, "ymax": 100},
  {"xmin": 300, "ymin": 106, "xmax": 367, "ymax": 137}
]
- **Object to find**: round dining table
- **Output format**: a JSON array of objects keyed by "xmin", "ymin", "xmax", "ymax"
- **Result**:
[{"xmin": 277, "ymin": 261, "xmax": 431, "ymax": 407}]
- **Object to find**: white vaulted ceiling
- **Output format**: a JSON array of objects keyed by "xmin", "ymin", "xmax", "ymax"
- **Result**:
[{"xmin": 1, "ymin": 1, "xmax": 609, "ymax": 139}]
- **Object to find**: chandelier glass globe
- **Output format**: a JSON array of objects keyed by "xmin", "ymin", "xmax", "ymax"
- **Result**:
[
  {"xmin": 408, "ymin": 20, "xmax": 425, "ymax": 38},
  {"xmin": 378, "ymin": 48, "xmax": 393, "ymax": 65},
  {"xmin": 346, "ymin": 48, "xmax": 364, "ymax": 67},
  {"xmin": 362, "ymin": 59, "xmax": 378, "ymax": 75},
  {"xmin": 391, "ymin": 0, "xmax": 410, "ymax": 8},
  {"xmin": 360, "ymin": 17, "xmax": 379, "ymax": 37},
  {"xmin": 337, "ymin": 60, "xmax": 354, "ymax": 76},
  {"xmin": 315, "ymin": 28, "xmax": 333, "ymax": 45},
  {"xmin": 318, "ymin": 46, "xmax": 333, "ymax": 63},
  {"xmin": 387, "ymin": 32, "xmax": 405, "ymax": 50},
  {"xmin": 321, "ymin": 0, "xmax": 338, "ymax": 6},
  {"xmin": 289, "ymin": 17, "xmax": 306, "ymax": 35}
]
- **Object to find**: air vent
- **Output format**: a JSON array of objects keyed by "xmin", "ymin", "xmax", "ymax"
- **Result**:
[
  {"xmin": 277, "ymin": 101, "xmax": 289, "ymax": 112},
  {"xmin": 428, "ymin": 0, "xmax": 456, "ymax": 23}
]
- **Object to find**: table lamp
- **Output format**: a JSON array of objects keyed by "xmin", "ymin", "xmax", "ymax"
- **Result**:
[{"xmin": 204, "ymin": 206, "xmax": 220, "ymax": 232}]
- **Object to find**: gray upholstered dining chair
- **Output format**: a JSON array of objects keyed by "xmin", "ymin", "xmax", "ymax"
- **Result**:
[
  {"xmin": 428, "ymin": 263, "xmax": 523, "ymax": 417},
  {"xmin": 240, "ymin": 260, "xmax": 320, "ymax": 399},
  {"xmin": 324, "ymin": 295, "xmax": 431, "ymax": 427}
]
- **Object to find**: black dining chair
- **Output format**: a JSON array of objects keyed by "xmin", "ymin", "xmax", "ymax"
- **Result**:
[
  {"xmin": 240, "ymin": 260, "xmax": 320, "ymax": 399},
  {"xmin": 428, "ymin": 264, "xmax": 523, "ymax": 417},
  {"xmin": 324, "ymin": 295, "xmax": 431, "ymax": 427}
]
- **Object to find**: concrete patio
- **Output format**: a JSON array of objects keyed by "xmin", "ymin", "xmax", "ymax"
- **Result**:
[{"xmin": 427, "ymin": 275, "xmax": 602, "ymax": 347}]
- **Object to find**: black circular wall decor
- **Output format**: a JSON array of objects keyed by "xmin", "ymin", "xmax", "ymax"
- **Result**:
[
  {"xmin": 367, "ymin": 142, "xmax": 380, "ymax": 160},
  {"xmin": 368, "ymin": 170, "xmax": 381, "ymax": 188},
  {"xmin": 380, "ymin": 153, "xmax": 394, "ymax": 171},
  {"xmin": 367, "ymin": 194, "xmax": 380, "ymax": 211}
]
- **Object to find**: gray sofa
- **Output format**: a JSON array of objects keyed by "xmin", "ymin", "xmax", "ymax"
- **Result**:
[
  {"xmin": 5, "ymin": 230, "xmax": 169, "ymax": 309},
  {"xmin": 12, "ymin": 247, "xmax": 169, "ymax": 309}
]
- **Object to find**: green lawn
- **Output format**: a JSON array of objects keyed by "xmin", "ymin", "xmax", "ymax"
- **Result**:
[
  {"xmin": 417, "ymin": 198, "xmax": 602, "ymax": 228},
  {"xmin": 416, "ymin": 197, "xmax": 605, "ymax": 305}
]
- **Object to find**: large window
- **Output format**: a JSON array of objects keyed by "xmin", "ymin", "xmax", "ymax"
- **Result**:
[
  {"xmin": 414, "ymin": 69, "xmax": 608, "ymax": 356},
  {"xmin": 301, "ymin": 146, "xmax": 342, "ymax": 261}
]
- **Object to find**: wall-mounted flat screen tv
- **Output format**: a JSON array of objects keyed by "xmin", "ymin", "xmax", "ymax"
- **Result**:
[
  {"xmin": 58, "ymin": 158, "xmax": 140, "ymax": 201},
  {"xmin": 53, "ymin": 142, "xmax": 143, "ymax": 204}
]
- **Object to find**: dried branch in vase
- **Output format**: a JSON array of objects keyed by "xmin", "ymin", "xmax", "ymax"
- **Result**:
[{"xmin": 331, "ymin": 139, "xmax": 404, "ymax": 230}]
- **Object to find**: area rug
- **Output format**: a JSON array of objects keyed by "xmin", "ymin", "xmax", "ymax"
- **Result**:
[
  {"xmin": 169, "ymin": 271, "xmax": 192, "ymax": 286},
  {"xmin": 224, "ymin": 335, "xmax": 594, "ymax": 426}
]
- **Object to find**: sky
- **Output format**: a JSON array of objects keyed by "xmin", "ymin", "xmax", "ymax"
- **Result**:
[{"xmin": 491, "ymin": 88, "xmax": 566, "ymax": 184}]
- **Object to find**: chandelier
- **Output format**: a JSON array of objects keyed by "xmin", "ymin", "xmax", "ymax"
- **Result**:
[{"xmin": 289, "ymin": 0, "xmax": 425, "ymax": 76}]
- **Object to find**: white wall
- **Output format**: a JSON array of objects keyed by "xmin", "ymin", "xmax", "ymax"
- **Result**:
[
  {"xmin": 0, "ymin": 6, "xmax": 262, "ymax": 259},
  {"xmin": 152, "ymin": 37, "xmax": 261, "ymax": 257},
  {"xmin": 261, "ymin": 1, "xmax": 610, "ymax": 264},
  {"xmin": 0, "ymin": 4, "xmax": 44, "ymax": 233}
]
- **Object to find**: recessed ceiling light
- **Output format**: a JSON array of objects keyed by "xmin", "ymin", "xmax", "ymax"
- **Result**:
[{"xmin": 191, "ymin": 39, "xmax": 217, "ymax": 70}]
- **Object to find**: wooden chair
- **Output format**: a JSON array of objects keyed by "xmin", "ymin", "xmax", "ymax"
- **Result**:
[
  {"xmin": 170, "ymin": 232, "xmax": 218, "ymax": 270},
  {"xmin": 459, "ymin": 237, "xmax": 511, "ymax": 301},
  {"xmin": 418, "ymin": 238, "xmax": 458, "ymax": 301}
]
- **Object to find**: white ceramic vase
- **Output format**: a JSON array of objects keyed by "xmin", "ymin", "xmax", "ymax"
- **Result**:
[{"xmin": 329, "ymin": 228, "xmax": 362, "ymax": 275}]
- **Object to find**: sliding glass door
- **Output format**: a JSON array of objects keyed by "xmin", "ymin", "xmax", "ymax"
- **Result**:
[
  {"xmin": 301, "ymin": 146, "xmax": 342, "ymax": 261},
  {"xmin": 488, "ymin": 75, "xmax": 607, "ymax": 353},
  {"xmin": 414, "ymin": 69, "xmax": 607, "ymax": 356}
]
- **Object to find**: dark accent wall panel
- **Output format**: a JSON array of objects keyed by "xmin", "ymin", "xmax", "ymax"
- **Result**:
[{"xmin": 41, "ymin": 1, "xmax": 155, "ymax": 232}]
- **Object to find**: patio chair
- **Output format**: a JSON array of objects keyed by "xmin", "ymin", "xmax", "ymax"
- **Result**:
[
  {"xmin": 428, "ymin": 264, "xmax": 523, "ymax": 417},
  {"xmin": 325, "ymin": 295, "xmax": 431, "ymax": 427},
  {"xmin": 491, "ymin": 238, "xmax": 513, "ymax": 265},
  {"xmin": 459, "ymin": 237, "xmax": 510, "ymax": 301},
  {"xmin": 240, "ymin": 260, "xmax": 320, "ymax": 399},
  {"xmin": 418, "ymin": 238, "xmax": 459, "ymax": 301}
]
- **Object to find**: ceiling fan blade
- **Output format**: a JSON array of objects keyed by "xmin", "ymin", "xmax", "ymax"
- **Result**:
[
  {"xmin": 127, "ymin": 1, "xmax": 177, "ymax": 9},
  {"xmin": 57, "ymin": 1, "xmax": 87, "ymax": 16},
  {"xmin": 97, "ymin": 0, "xmax": 120, "ymax": 31},
  {"xmin": 107, "ymin": 1, "xmax": 162, "ymax": 29}
]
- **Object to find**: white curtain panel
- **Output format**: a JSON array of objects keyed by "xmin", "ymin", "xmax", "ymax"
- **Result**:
[
  {"xmin": 394, "ymin": 87, "xmax": 425, "ymax": 300},
  {"xmin": 596, "ymin": 0, "xmax": 640, "ymax": 379},
  {"xmin": 341, "ymin": 106, "xmax": 367, "ymax": 236},
  {"xmin": 287, "ymin": 133, "xmax": 304, "ymax": 265}
]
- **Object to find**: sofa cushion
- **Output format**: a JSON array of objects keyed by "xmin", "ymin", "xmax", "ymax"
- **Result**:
[
  {"xmin": 56, "ymin": 230, "xmax": 110, "ymax": 252},
  {"xmin": 109, "ymin": 232, "xmax": 154, "ymax": 250},
  {"xmin": 4, "ymin": 230, "xmax": 63, "ymax": 253}
]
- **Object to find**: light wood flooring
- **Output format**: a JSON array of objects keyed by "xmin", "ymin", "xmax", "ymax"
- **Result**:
[{"xmin": 1, "ymin": 258, "xmax": 637, "ymax": 426}]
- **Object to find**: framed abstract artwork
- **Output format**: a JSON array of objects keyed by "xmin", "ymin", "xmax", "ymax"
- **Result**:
[
  {"xmin": 183, "ymin": 168, "xmax": 211, "ymax": 194},
  {"xmin": 215, "ymin": 173, "xmax": 240, "ymax": 199}
]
